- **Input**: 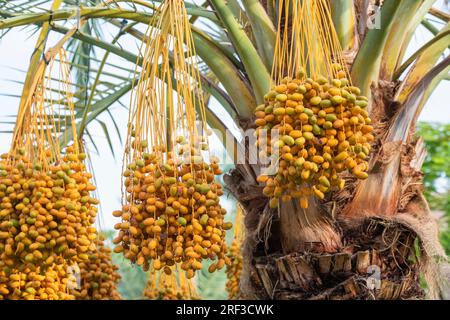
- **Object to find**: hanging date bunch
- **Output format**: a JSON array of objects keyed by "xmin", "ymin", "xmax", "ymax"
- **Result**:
[
  {"xmin": 70, "ymin": 236, "xmax": 121, "ymax": 300},
  {"xmin": 143, "ymin": 264, "xmax": 199, "ymax": 300},
  {"xmin": 225, "ymin": 204, "xmax": 244, "ymax": 300},
  {"xmin": 113, "ymin": 0, "xmax": 231, "ymax": 279},
  {"xmin": 0, "ymin": 49, "xmax": 99, "ymax": 299},
  {"xmin": 255, "ymin": 0, "xmax": 374, "ymax": 209}
]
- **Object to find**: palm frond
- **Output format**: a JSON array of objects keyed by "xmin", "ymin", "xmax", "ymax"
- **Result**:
[{"xmin": 96, "ymin": 118, "xmax": 115, "ymax": 156}]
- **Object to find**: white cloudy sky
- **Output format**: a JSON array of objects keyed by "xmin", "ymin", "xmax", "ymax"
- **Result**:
[{"xmin": 0, "ymin": 2, "xmax": 448, "ymax": 230}]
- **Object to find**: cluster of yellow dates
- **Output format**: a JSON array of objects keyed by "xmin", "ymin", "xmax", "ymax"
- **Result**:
[
  {"xmin": 113, "ymin": 139, "xmax": 232, "ymax": 279},
  {"xmin": 70, "ymin": 237, "xmax": 121, "ymax": 300},
  {"xmin": 143, "ymin": 264, "xmax": 199, "ymax": 300},
  {"xmin": 0, "ymin": 263, "xmax": 74, "ymax": 300},
  {"xmin": 0, "ymin": 146, "xmax": 99, "ymax": 299},
  {"xmin": 225, "ymin": 239, "xmax": 243, "ymax": 299},
  {"xmin": 255, "ymin": 66, "xmax": 373, "ymax": 208}
]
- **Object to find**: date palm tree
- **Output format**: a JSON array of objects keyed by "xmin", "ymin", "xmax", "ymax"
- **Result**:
[{"xmin": 1, "ymin": 0, "xmax": 449, "ymax": 299}]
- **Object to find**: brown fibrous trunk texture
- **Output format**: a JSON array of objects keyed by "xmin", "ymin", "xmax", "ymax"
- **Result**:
[{"xmin": 279, "ymin": 199, "xmax": 341, "ymax": 254}]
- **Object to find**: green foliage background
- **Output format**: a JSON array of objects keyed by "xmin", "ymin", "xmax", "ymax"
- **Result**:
[{"xmin": 416, "ymin": 122, "xmax": 450, "ymax": 255}]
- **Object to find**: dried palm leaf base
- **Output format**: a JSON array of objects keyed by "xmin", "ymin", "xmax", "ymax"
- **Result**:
[{"xmin": 249, "ymin": 218, "xmax": 425, "ymax": 300}]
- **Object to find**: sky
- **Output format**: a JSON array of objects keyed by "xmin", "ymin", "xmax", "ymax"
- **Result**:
[{"xmin": 0, "ymin": 1, "xmax": 449, "ymax": 231}]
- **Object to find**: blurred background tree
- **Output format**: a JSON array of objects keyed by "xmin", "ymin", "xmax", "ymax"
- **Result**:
[{"xmin": 416, "ymin": 122, "xmax": 450, "ymax": 255}]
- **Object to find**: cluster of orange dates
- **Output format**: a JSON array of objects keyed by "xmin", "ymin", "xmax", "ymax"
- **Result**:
[
  {"xmin": 255, "ymin": 66, "xmax": 373, "ymax": 208},
  {"xmin": 113, "ymin": 139, "xmax": 232, "ymax": 279},
  {"xmin": 0, "ymin": 147, "xmax": 99, "ymax": 299}
]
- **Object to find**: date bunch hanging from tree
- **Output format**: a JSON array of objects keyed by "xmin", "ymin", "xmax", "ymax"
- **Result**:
[{"xmin": 113, "ymin": 0, "xmax": 232, "ymax": 279}]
